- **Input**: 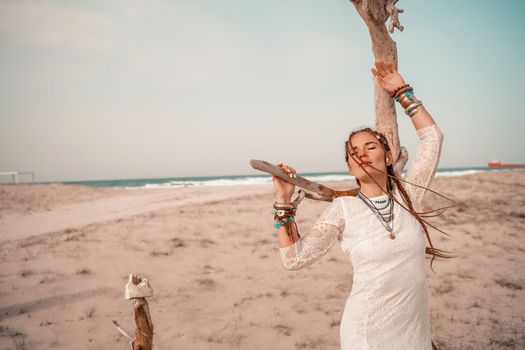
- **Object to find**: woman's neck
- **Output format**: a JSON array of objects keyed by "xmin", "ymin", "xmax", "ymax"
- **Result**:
[{"xmin": 358, "ymin": 175, "xmax": 389, "ymax": 197}]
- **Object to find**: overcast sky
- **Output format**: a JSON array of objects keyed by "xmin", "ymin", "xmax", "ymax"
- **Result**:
[{"xmin": 1, "ymin": 0, "xmax": 524, "ymax": 182}]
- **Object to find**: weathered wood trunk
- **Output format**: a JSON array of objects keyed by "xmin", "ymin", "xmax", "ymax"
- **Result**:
[
  {"xmin": 113, "ymin": 274, "xmax": 155, "ymax": 350},
  {"xmin": 349, "ymin": 0, "xmax": 408, "ymax": 173},
  {"xmin": 132, "ymin": 298, "xmax": 154, "ymax": 350}
]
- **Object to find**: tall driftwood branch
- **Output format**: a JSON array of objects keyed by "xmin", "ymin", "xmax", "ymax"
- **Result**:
[{"xmin": 349, "ymin": 0, "xmax": 408, "ymax": 174}]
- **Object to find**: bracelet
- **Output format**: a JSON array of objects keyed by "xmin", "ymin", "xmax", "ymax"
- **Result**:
[
  {"xmin": 273, "ymin": 189, "xmax": 306, "ymax": 210},
  {"xmin": 273, "ymin": 190, "xmax": 305, "ymax": 243},
  {"xmin": 405, "ymin": 100, "xmax": 422, "ymax": 115},
  {"xmin": 396, "ymin": 89, "xmax": 415, "ymax": 104},
  {"xmin": 394, "ymin": 86, "xmax": 413, "ymax": 100},
  {"xmin": 398, "ymin": 94, "xmax": 410, "ymax": 109},
  {"xmin": 405, "ymin": 100, "xmax": 423, "ymax": 117},
  {"xmin": 274, "ymin": 216, "xmax": 294, "ymax": 229},
  {"xmin": 391, "ymin": 84, "xmax": 410, "ymax": 98},
  {"xmin": 274, "ymin": 207, "xmax": 296, "ymax": 219},
  {"xmin": 273, "ymin": 206, "xmax": 296, "ymax": 229},
  {"xmin": 398, "ymin": 91, "xmax": 416, "ymax": 109},
  {"xmin": 273, "ymin": 202, "xmax": 294, "ymax": 210},
  {"xmin": 408, "ymin": 104, "xmax": 423, "ymax": 117}
]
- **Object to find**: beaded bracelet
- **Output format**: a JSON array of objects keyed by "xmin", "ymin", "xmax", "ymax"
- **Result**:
[
  {"xmin": 395, "ymin": 89, "xmax": 415, "ymax": 104},
  {"xmin": 274, "ymin": 216, "xmax": 295, "ymax": 229},
  {"xmin": 273, "ymin": 206, "xmax": 295, "ymax": 226},
  {"xmin": 274, "ymin": 207, "xmax": 296, "ymax": 219},
  {"xmin": 392, "ymin": 84, "xmax": 424, "ymax": 117},
  {"xmin": 273, "ymin": 190, "xmax": 305, "ymax": 242},
  {"xmin": 394, "ymin": 86, "xmax": 413, "ymax": 99},
  {"xmin": 391, "ymin": 84, "xmax": 410, "ymax": 98}
]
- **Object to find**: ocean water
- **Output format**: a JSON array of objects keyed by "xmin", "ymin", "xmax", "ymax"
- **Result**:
[{"xmin": 63, "ymin": 167, "xmax": 505, "ymax": 189}]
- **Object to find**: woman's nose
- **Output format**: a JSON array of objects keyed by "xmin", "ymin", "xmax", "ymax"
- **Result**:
[{"xmin": 358, "ymin": 151, "xmax": 368, "ymax": 159}]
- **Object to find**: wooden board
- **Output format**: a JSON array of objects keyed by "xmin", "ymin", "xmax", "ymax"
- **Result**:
[{"xmin": 250, "ymin": 159, "xmax": 358, "ymax": 201}]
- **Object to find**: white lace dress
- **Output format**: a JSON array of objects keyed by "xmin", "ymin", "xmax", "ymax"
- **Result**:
[{"xmin": 280, "ymin": 124, "xmax": 444, "ymax": 350}]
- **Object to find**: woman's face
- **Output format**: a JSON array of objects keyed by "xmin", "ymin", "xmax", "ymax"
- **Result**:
[{"xmin": 347, "ymin": 131, "xmax": 391, "ymax": 180}]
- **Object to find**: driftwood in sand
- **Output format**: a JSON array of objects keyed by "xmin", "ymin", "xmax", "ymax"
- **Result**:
[
  {"xmin": 113, "ymin": 274, "xmax": 155, "ymax": 350},
  {"xmin": 349, "ymin": 0, "xmax": 408, "ymax": 175}
]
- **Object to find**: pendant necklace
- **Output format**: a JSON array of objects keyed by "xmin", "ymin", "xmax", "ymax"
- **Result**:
[{"xmin": 358, "ymin": 191, "xmax": 396, "ymax": 239}]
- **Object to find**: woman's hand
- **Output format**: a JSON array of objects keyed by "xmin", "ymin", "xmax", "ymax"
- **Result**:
[
  {"xmin": 272, "ymin": 163, "xmax": 296, "ymax": 203},
  {"xmin": 371, "ymin": 61, "xmax": 406, "ymax": 95}
]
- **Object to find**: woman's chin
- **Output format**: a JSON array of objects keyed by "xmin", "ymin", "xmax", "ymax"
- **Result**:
[{"xmin": 355, "ymin": 169, "xmax": 381, "ymax": 180}]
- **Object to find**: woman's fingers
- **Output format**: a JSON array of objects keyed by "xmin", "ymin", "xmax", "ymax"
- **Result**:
[
  {"xmin": 373, "ymin": 63, "xmax": 382, "ymax": 76},
  {"xmin": 380, "ymin": 61, "xmax": 391, "ymax": 73},
  {"xmin": 371, "ymin": 68, "xmax": 385, "ymax": 83},
  {"xmin": 278, "ymin": 163, "xmax": 289, "ymax": 172},
  {"xmin": 284, "ymin": 165, "xmax": 296, "ymax": 178},
  {"xmin": 377, "ymin": 61, "xmax": 386, "ymax": 75},
  {"xmin": 375, "ymin": 63, "xmax": 388, "ymax": 79},
  {"xmin": 276, "ymin": 163, "xmax": 297, "ymax": 178},
  {"xmin": 375, "ymin": 61, "xmax": 396, "ymax": 76}
]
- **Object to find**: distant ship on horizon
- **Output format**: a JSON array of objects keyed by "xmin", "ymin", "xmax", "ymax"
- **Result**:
[{"xmin": 488, "ymin": 160, "xmax": 525, "ymax": 168}]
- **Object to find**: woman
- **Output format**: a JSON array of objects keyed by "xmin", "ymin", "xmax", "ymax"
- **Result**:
[{"xmin": 272, "ymin": 61, "xmax": 446, "ymax": 350}]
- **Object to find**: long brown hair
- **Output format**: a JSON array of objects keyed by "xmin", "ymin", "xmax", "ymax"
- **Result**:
[{"xmin": 345, "ymin": 127, "xmax": 455, "ymax": 271}]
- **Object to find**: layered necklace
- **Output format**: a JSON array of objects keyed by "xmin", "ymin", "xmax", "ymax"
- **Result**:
[{"xmin": 358, "ymin": 191, "xmax": 396, "ymax": 239}]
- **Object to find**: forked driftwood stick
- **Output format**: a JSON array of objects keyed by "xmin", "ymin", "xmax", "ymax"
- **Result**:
[
  {"xmin": 250, "ymin": 159, "xmax": 358, "ymax": 201},
  {"xmin": 113, "ymin": 274, "xmax": 155, "ymax": 350},
  {"xmin": 349, "ymin": 0, "xmax": 408, "ymax": 175}
]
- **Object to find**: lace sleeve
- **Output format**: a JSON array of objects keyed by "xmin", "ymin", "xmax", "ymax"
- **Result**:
[
  {"xmin": 279, "ymin": 198, "xmax": 345, "ymax": 270},
  {"xmin": 404, "ymin": 124, "xmax": 444, "ymax": 207}
]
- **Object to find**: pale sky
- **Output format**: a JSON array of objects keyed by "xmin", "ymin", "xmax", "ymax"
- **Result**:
[{"xmin": 1, "ymin": 0, "xmax": 524, "ymax": 182}]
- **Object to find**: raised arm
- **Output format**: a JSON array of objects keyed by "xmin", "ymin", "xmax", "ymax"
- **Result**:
[
  {"xmin": 371, "ymin": 61, "xmax": 444, "ymax": 207},
  {"xmin": 397, "ymin": 90, "xmax": 443, "ymax": 206},
  {"xmin": 403, "ymin": 113, "xmax": 443, "ymax": 206}
]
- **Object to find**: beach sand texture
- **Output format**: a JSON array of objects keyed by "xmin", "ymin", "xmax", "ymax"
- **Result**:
[{"xmin": 0, "ymin": 170, "xmax": 524, "ymax": 350}]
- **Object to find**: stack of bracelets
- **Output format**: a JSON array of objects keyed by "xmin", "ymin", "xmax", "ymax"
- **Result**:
[
  {"xmin": 391, "ymin": 84, "xmax": 423, "ymax": 117},
  {"xmin": 273, "ymin": 190, "xmax": 305, "ymax": 242}
]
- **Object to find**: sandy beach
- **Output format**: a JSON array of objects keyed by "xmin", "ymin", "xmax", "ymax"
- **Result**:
[{"xmin": 0, "ymin": 170, "xmax": 524, "ymax": 350}]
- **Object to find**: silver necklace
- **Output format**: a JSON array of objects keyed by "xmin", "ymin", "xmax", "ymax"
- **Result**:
[{"xmin": 358, "ymin": 191, "xmax": 396, "ymax": 239}]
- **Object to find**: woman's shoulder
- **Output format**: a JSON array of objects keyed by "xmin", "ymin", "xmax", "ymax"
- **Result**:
[
  {"xmin": 333, "ymin": 195, "xmax": 360, "ymax": 205},
  {"xmin": 330, "ymin": 195, "xmax": 362, "ymax": 213},
  {"xmin": 334, "ymin": 194, "xmax": 360, "ymax": 201}
]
